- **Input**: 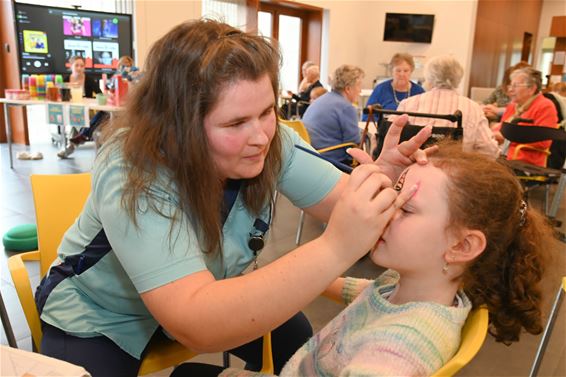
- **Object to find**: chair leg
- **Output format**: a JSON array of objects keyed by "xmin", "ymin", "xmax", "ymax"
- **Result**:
[
  {"xmin": 296, "ymin": 210, "xmax": 305, "ymax": 245},
  {"xmin": 223, "ymin": 352, "xmax": 230, "ymax": 368},
  {"xmin": 529, "ymin": 283, "xmax": 564, "ymax": 377},
  {"xmin": 0, "ymin": 292, "xmax": 18, "ymax": 348}
]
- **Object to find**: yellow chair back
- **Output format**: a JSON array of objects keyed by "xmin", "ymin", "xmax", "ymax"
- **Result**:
[
  {"xmin": 8, "ymin": 173, "xmax": 91, "ymax": 351},
  {"xmin": 432, "ymin": 306, "xmax": 489, "ymax": 376},
  {"xmin": 279, "ymin": 118, "xmax": 311, "ymax": 144},
  {"xmin": 32, "ymin": 174, "xmax": 92, "ymax": 277}
]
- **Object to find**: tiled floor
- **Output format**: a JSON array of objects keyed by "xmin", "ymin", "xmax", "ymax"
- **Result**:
[{"xmin": 1, "ymin": 111, "xmax": 565, "ymax": 375}]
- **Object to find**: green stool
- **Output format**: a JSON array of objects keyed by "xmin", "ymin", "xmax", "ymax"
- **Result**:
[{"xmin": 2, "ymin": 223, "xmax": 38, "ymax": 252}]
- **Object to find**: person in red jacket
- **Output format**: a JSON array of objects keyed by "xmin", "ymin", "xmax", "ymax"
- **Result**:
[{"xmin": 492, "ymin": 67, "xmax": 558, "ymax": 167}]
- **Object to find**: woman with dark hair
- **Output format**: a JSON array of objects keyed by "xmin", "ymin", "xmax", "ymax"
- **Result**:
[
  {"xmin": 64, "ymin": 55, "xmax": 101, "ymax": 98},
  {"xmin": 36, "ymin": 19, "xmax": 432, "ymax": 377}
]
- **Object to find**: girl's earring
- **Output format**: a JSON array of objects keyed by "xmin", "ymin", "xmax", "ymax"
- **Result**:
[{"xmin": 442, "ymin": 262, "xmax": 449, "ymax": 274}]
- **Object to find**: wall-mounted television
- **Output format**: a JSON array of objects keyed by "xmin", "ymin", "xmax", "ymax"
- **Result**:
[
  {"xmin": 13, "ymin": 2, "xmax": 133, "ymax": 75},
  {"xmin": 383, "ymin": 13, "xmax": 435, "ymax": 44}
]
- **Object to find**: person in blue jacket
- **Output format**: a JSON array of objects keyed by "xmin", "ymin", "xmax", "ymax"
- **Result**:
[
  {"xmin": 36, "ymin": 19, "xmax": 433, "ymax": 377},
  {"xmin": 362, "ymin": 53, "xmax": 425, "ymax": 120},
  {"xmin": 302, "ymin": 64, "xmax": 364, "ymax": 164}
]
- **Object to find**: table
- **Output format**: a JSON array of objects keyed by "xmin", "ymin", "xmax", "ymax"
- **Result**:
[
  {"xmin": 1, "ymin": 98, "xmax": 122, "ymax": 169},
  {"xmin": 1, "ymin": 344, "xmax": 91, "ymax": 376}
]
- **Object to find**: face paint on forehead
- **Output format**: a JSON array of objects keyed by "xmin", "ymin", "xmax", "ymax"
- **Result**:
[{"xmin": 394, "ymin": 168, "xmax": 409, "ymax": 192}]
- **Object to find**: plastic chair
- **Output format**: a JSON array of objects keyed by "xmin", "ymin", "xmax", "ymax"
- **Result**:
[
  {"xmin": 432, "ymin": 306, "xmax": 489, "ymax": 377},
  {"xmin": 529, "ymin": 277, "xmax": 565, "ymax": 377},
  {"xmin": 279, "ymin": 118, "xmax": 359, "ymax": 245},
  {"xmin": 7, "ymin": 173, "xmax": 198, "ymax": 375}
]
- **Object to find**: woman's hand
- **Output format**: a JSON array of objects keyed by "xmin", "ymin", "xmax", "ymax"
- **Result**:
[
  {"xmin": 482, "ymin": 104, "xmax": 499, "ymax": 119},
  {"xmin": 348, "ymin": 114, "xmax": 436, "ymax": 181},
  {"xmin": 321, "ymin": 164, "xmax": 397, "ymax": 257}
]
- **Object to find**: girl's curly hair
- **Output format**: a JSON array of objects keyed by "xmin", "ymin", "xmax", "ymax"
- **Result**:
[{"xmin": 430, "ymin": 143, "xmax": 554, "ymax": 344}]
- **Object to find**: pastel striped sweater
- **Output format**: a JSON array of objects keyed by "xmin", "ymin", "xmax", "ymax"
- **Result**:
[{"xmin": 220, "ymin": 270, "xmax": 471, "ymax": 377}]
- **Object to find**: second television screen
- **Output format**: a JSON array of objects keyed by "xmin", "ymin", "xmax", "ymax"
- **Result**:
[{"xmin": 15, "ymin": 3, "xmax": 133, "ymax": 75}]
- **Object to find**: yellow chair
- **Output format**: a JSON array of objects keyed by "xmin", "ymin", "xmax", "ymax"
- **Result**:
[
  {"xmin": 432, "ymin": 306, "xmax": 489, "ymax": 376},
  {"xmin": 7, "ymin": 173, "xmax": 197, "ymax": 375},
  {"xmin": 279, "ymin": 118, "xmax": 358, "ymax": 245}
]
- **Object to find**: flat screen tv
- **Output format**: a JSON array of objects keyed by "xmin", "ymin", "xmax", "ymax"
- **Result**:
[
  {"xmin": 14, "ymin": 2, "xmax": 133, "ymax": 75},
  {"xmin": 383, "ymin": 13, "xmax": 434, "ymax": 44}
]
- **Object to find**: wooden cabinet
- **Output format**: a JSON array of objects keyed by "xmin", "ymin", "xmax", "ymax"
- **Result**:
[{"xmin": 549, "ymin": 16, "xmax": 566, "ymax": 79}]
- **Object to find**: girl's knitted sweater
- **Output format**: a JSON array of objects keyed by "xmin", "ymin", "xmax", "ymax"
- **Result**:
[{"xmin": 221, "ymin": 270, "xmax": 472, "ymax": 377}]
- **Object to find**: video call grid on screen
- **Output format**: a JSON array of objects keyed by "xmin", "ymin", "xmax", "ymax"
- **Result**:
[{"xmin": 14, "ymin": 3, "xmax": 133, "ymax": 75}]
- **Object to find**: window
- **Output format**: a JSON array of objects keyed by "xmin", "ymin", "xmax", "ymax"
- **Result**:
[
  {"xmin": 202, "ymin": 0, "xmax": 247, "ymax": 29},
  {"xmin": 258, "ymin": 1, "xmax": 322, "ymax": 94}
]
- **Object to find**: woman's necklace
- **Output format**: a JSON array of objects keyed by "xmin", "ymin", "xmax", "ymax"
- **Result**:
[{"xmin": 392, "ymin": 81, "xmax": 412, "ymax": 105}]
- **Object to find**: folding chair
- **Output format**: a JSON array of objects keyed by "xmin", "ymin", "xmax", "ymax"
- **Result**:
[
  {"xmin": 529, "ymin": 277, "xmax": 565, "ymax": 377},
  {"xmin": 363, "ymin": 105, "xmax": 463, "ymax": 159}
]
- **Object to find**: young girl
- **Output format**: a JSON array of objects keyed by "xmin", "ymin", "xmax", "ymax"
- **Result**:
[{"xmin": 174, "ymin": 143, "xmax": 553, "ymax": 376}]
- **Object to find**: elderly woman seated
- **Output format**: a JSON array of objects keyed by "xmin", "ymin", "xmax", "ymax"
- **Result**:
[
  {"xmin": 492, "ymin": 67, "xmax": 559, "ymax": 167},
  {"xmin": 302, "ymin": 64, "xmax": 364, "ymax": 165},
  {"xmin": 397, "ymin": 55, "xmax": 499, "ymax": 157}
]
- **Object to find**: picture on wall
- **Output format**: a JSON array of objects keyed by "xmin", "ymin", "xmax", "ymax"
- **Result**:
[
  {"xmin": 63, "ymin": 15, "xmax": 92, "ymax": 37},
  {"xmin": 23, "ymin": 30, "xmax": 49, "ymax": 54}
]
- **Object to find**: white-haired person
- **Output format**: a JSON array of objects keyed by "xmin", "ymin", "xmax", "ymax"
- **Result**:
[
  {"xmin": 302, "ymin": 64, "xmax": 364, "ymax": 165},
  {"xmin": 397, "ymin": 55, "xmax": 500, "ymax": 157},
  {"xmin": 290, "ymin": 65, "xmax": 323, "ymax": 118},
  {"xmin": 491, "ymin": 67, "xmax": 558, "ymax": 167},
  {"xmin": 298, "ymin": 61, "xmax": 316, "ymax": 92}
]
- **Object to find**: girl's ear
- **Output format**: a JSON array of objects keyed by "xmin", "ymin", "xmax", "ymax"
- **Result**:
[{"xmin": 447, "ymin": 229, "xmax": 487, "ymax": 263}]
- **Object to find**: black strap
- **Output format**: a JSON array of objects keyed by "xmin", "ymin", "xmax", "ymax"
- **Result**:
[{"xmin": 221, "ymin": 179, "xmax": 241, "ymax": 225}]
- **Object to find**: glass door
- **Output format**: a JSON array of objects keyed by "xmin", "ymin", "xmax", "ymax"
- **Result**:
[{"xmin": 277, "ymin": 15, "xmax": 301, "ymax": 93}]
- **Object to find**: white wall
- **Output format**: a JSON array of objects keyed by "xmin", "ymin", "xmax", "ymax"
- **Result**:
[
  {"xmin": 133, "ymin": 0, "xmax": 201, "ymax": 68},
  {"xmin": 301, "ymin": 0, "xmax": 478, "ymax": 95}
]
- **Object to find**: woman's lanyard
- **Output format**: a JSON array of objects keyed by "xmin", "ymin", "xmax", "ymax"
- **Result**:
[{"xmin": 222, "ymin": 180, "xmax": 271, "ymax": 270}]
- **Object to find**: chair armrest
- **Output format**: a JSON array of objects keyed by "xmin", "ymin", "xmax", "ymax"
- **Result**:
[
  {"xmin": 317, "ymin": 142, "xmax": 358, "ymax": 154},
  {"xmin": 7, "ymin": 250, "xmax": 43, "ymax": 351}
]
